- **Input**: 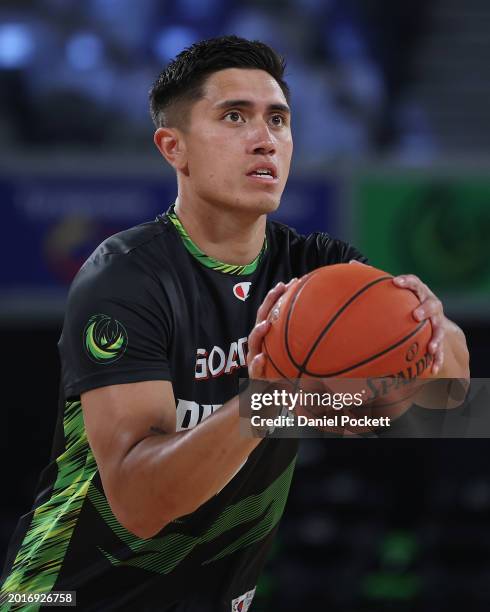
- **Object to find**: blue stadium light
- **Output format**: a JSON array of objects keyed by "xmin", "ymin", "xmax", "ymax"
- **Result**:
[
  {"xmin": 153, "ymin": 26, "xmax": 198, "ymax": 63},
  {"xmin": 66, "ymin": 32, "xmax": 104, "ymax": 70},
  {"xmin": 177, "ymin": 0, "xmax": 222, "ymax": 21},
  {"xmin": 0, "ymin": 23, "xmax": 34, "ymax": 68}
]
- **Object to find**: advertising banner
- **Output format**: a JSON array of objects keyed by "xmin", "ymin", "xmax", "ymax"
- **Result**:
[
  {"xmin": 352, "ymin": 175, "xmax": 490, "ymax": 299},
  {"xmin": 0, "ymin": 175, "xmax": 338, "ymax": 296}
]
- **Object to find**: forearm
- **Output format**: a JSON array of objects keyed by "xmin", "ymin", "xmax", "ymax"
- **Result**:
[
  {"xmin": 116, "ymin": 394, "xmax": 260, "ymax": 538},
  {"xmin": 437, "ymin": 317, "xmax": 470, "ymax": 379}
]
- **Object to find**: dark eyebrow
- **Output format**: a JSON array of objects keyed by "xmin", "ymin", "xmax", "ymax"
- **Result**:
[{"xmin": 215, "ymin": 99, "xmax": 291, "ymax": 114}]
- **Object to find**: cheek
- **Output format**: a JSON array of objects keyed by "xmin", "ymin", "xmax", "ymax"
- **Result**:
[
  {"xmin": 279, "ymin": 141, "xmax": 293, "ymax": 183},
  {"xmin": 200, "ymin": 160, "xmax": 233, "ymax": 186},
  {"xmin": 190, "ymin": 138, "xmax": 238, "ymax": 188},
  {"xmin": 284, "ymin": 136, "xmax": 293, "ymax": 163}
]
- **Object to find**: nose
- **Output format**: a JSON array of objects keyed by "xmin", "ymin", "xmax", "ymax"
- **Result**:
[
  {"xmin": 248, "ymin": 121, "xmax": 276, "ymax": 156},
  {"xmin": 253, "ymin": 140, "xmax": 275, "ymax": 156}
]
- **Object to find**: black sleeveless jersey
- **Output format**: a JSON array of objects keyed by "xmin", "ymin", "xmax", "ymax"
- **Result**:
[{"xmin": 1, "ymin": 209, "xmax": 366, "ymax": 611}]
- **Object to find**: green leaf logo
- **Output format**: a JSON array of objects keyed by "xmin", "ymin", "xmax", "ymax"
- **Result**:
[{"xmin": 84, "ymin": 314, "xmax": 128, "ymax": 364}]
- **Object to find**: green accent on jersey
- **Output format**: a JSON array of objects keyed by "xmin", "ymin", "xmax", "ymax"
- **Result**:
[
  {"xmin": 88, "ymin": 456, "xmax": 296, "ymax": 575},
  {"xmin": 168, "ymin": 209, "xmax": 267, "ymax": 275},
  {"xmin": 83, "ymin": 314, "xmax": 128, "ymax": 364},
  {"xmin": 1, "ymin": 401, "xmax": 98, "ymax": 611}
]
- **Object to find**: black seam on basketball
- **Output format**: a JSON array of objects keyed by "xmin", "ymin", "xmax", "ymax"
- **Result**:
[
  {"xmin": 263, "ymin": 336, "xmax": 298, "ymax": 381},
  {"xmin": 288, "ymin": 274, "xmax": 393, "ymax": 373},
  {"xmin": 284, "ymin": 270, "xmax": 329, "ymax": 373},
  {"xmin": 301, "ymin": 275, "xmax": 393, "ymax": 372},
  {"xmin": 283, "ymin": 274, "xmax": 317, "ymax": 375},
  {"xmin": 302, "ymin": 319, "xmax": 429, "ymax": 377}
]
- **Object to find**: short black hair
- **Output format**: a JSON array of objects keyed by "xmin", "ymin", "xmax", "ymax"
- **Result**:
[{"xmin": 149, "ymin": 35, "xmax": 290, "ymax": 129}]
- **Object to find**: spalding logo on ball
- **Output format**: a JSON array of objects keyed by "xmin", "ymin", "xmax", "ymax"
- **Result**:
[{"xmin": 263, "ymin": 263, "xmax": 433, "ymax": 382}]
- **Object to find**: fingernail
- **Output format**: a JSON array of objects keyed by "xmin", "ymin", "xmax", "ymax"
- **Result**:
[
  {"xmin": 433, "ymin": 365, "xmax": 440, "ymax": 375},
  {"xmin": 415, "ymin": 309, "xmax": 424, "ymax": 321},
  {"xmin": 430, "ymin": 341, "xmax": 437, "ymax": 352},
  {"xmin": 397, "ymin": 277, "xmax": 406, "ymax": 285}
]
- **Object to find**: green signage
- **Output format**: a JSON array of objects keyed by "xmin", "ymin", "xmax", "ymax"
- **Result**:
[{"xmin": 353, "ymin": 175, "xmax": 490, "ymax": 297}]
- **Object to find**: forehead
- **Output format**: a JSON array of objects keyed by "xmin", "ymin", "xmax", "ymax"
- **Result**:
[{"xmin": 201, "ymin": 68, "xmax": 287, "ymax": 107}]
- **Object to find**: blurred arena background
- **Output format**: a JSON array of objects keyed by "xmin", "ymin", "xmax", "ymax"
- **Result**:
[{"xmin": 1, "ymin": 0, "xmax": 490, "ymax": 610}]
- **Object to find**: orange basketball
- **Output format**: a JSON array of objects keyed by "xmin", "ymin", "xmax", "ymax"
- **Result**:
[{"xmin": 263, "ymin": 263, "xmax": 433, "ymax": 382}]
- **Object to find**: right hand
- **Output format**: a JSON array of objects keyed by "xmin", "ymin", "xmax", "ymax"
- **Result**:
[{"xmin": 247, "ymin": 278, "xmax": 298, "ymax": 379}]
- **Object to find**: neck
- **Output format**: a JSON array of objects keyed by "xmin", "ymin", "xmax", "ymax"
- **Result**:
[{"xmin": 173, "ymin": 194, "xmax": 267, "ymax": 266}]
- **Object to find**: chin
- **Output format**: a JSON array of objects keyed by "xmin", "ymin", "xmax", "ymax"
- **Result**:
[
  {"xmin": 207, "ymin": 190, "xmax": 281, "ymax": 216},
  {"xmin": 241, "ymin": 193, "xmax": 281, "ymax": 215}
]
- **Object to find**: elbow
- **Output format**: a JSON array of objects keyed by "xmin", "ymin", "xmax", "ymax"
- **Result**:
[
  {"xmin": 104, "ymin": 485, "xmax": 173, "ymax": 539},
  {"xmin": 101, "ymin": 462, "xmax": 198, "ymax": 539},
  {"xmin": 111, "ymin": 502, "xmax": 172, "ymax": 539},
  {"xmin": 118, "ymin": 497, "xmax": 202, "ymax": 539}
]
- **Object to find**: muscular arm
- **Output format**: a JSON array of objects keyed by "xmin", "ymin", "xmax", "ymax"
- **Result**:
[
  {"xmin": 81, "ymin": 281, "xmax": 290, "ymax": 539},
  {"xmin": 82, "ymin": 381, "xmax": 260, "ymax": 539}
]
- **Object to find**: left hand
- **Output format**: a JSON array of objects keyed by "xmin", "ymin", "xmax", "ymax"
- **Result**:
[
  {"xmin": 392, "ymin": 274, "xmax": 445, "ymax": 375},
  {"xmin": 247, "ymin": 277, "xmax": 300, "ymax": 379}
]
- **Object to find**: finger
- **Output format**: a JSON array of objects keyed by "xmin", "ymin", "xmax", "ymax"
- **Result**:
[
  {"xmin": 255, "ymin": 282, "xmax": 287, "ymax": 326},
  {"xmin": 428, "ymin": 316, "xmax": 445, "ymax": 354},
  {"xmin": 249, "ymin": 353, "xmax": 267, "ymax": 379},
  {"xmin": 428, "ymin": 312, "xmax": 445, "ymax": 375},
  {"xmin": 413, "ymin": 298, "xmax": 443, "ymax": 322},
  {"xmin": 432, "ymin": 348, "xmax": 444, "ymax": 376},
  {"xmin": 255, "ymin": 277, "xmax": 300, "ymax": 326},
  {"xmin": 393, "ymin": 275, "xmax": 430, "ymax": 302},
  {"xmin": 393, "ymin": 274, "xmax": 420, "ymax": 286},
  {"xmin": 247, "ymin": 320, "xmax": 271, "ymax": 365}
]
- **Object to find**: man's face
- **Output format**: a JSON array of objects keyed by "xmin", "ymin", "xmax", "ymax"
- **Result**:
[{"xmin": 181, "ymin": 68, "xmax": 293, "ymax": 215}]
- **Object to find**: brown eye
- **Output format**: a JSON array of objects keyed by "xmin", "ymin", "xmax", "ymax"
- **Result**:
[
  {"xmin": 224, "ymin": 111, "xmax": 244, "ymax": 123},
  {"xmin": 270, "ymin": 114, "xmax": 284, "ymax": 127}
]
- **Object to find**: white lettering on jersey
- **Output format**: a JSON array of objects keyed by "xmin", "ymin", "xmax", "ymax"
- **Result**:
[
  {"xmin": 208, "ymin": 345, "xmax": 226, "ymax": 377},
  {"xmin": 176, "ymin": 399, "xmax": 223, "ymax": 431},
  {"xmin": 237, "ymin": 337, "xmax": 248, "ymax": 366},
  {"xmin": 195, "ymin": 336, "xmax": 248, "ymax": 380},
  {"xmin": 194, "ymin": 348, "xmax": 208, "ymax": 379},
  {"xmin": 225, "ymin": 341, "xmax": 239, "ymax": 374}
]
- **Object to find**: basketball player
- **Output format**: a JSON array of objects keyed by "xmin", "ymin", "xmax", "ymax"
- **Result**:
[{"xmin": 1, "ymin": 36, "xmax": 469, "ymax": 611}]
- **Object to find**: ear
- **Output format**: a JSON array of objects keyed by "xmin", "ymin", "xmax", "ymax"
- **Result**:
[{"xmin": 154, "ymin": 127, "xmax": 187, "ymax": 171}]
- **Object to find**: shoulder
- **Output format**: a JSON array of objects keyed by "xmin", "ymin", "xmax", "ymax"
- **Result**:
[
  {"xmin": 85, "ymin": 215, "xmax": 174, "ymax": 264},
  {"xmin": 267, "ymin": 219, "xmax": 367, "ymax": 268},
  {"xmin": 69, "ymin": 216, "xmax": 178, "ymax": 299}
]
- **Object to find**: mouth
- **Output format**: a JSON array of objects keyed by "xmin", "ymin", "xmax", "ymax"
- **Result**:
[{"xmin": 246, "ymin": 164, "xmax": 278, "ymax": 183}]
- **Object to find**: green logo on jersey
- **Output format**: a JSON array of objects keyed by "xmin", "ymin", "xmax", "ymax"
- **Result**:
[{"xmin": 84, "ymin": 314, "xmax": 128, "ymax": 364}]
